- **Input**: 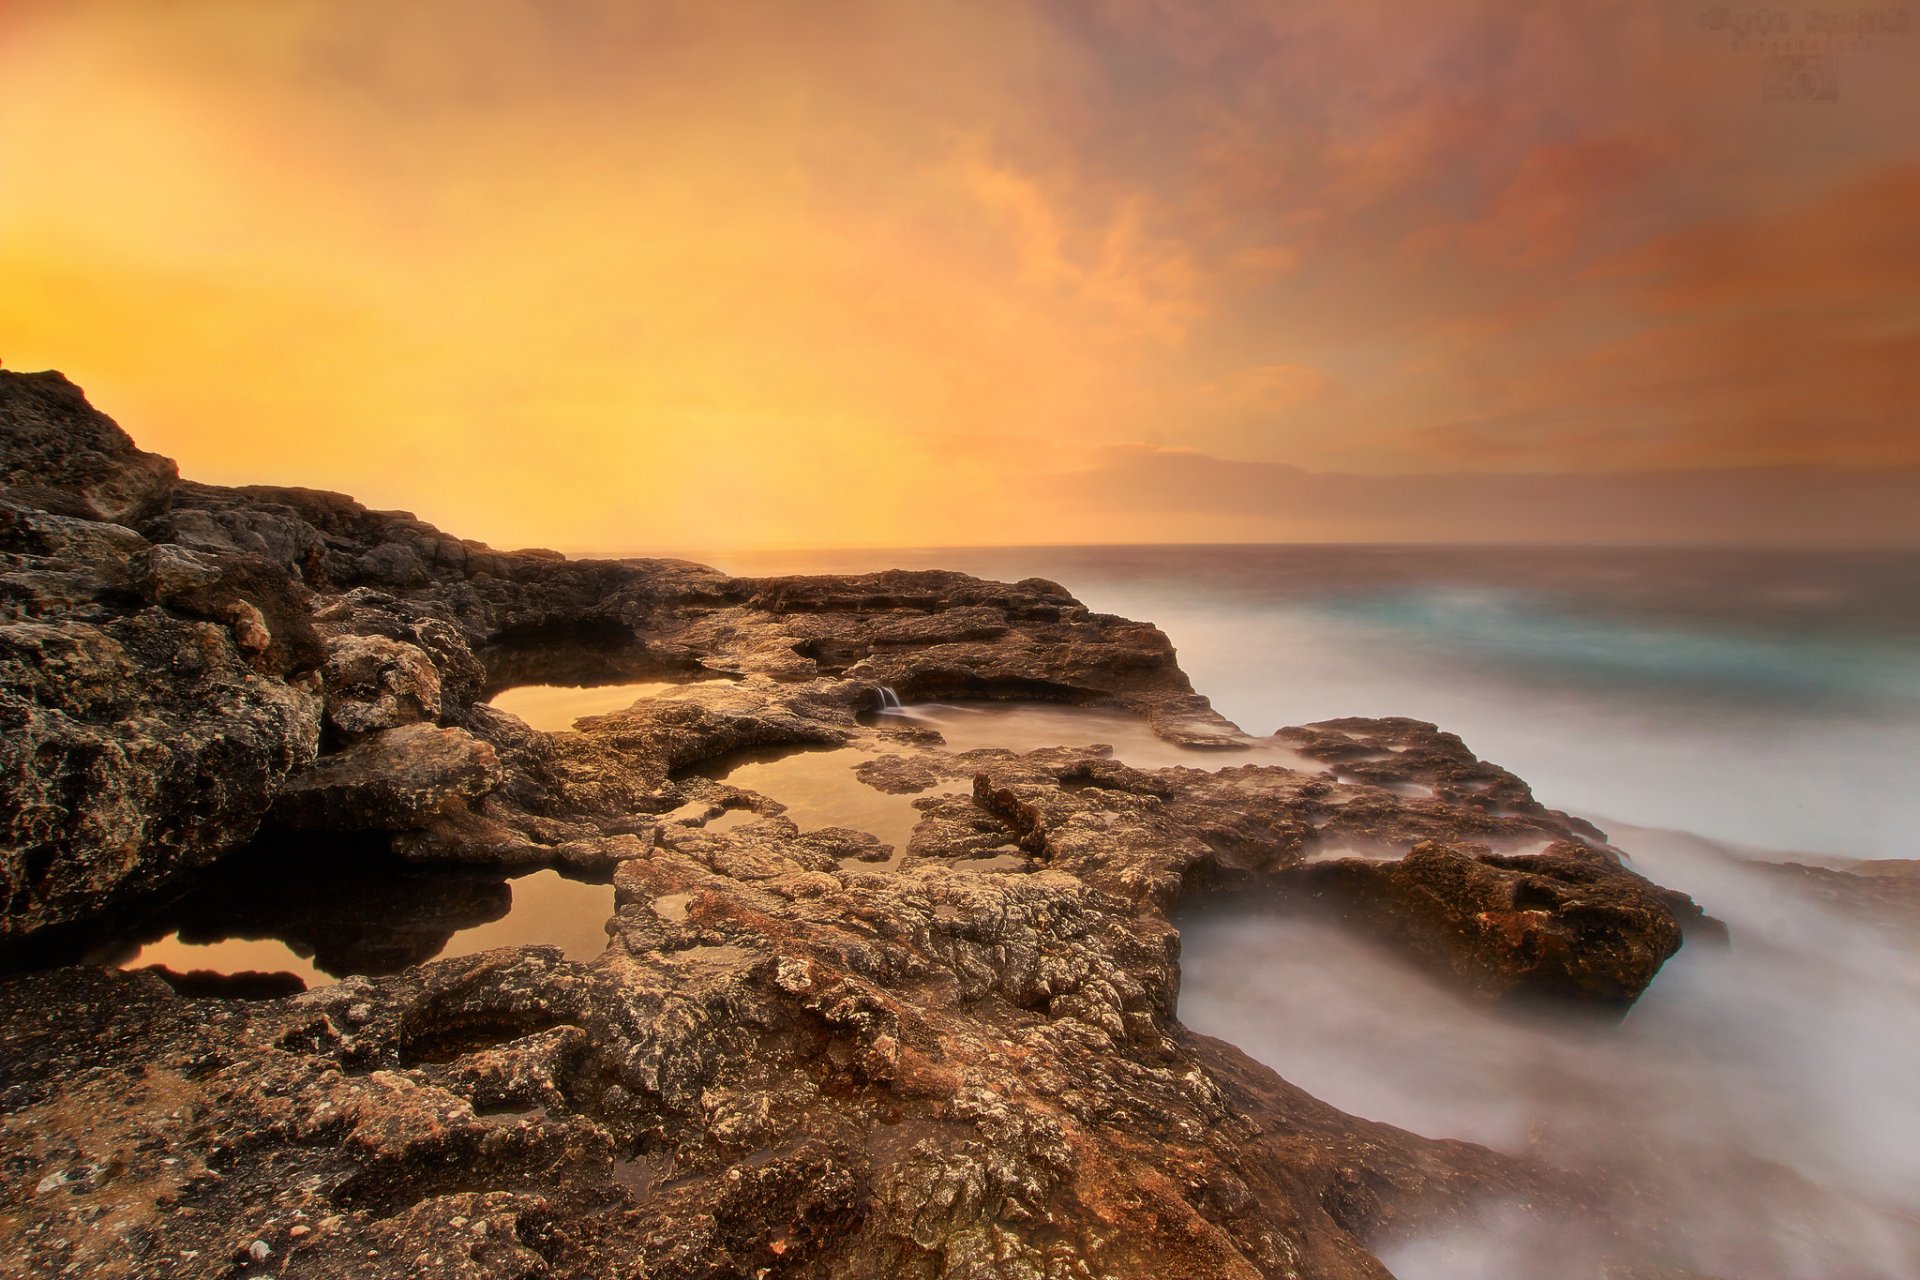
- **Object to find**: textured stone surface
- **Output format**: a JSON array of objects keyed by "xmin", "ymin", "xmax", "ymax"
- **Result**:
[
  {"xmin": 269, "ymin": 724, "xmax": 504, "ymax": 832},
  {"xmin": 1287, "ymin": 840, "xmax": 1685, "ymax": 1006},
  {"xmin": 0, "ymin": 371, "xmax": 1721, "ymax": 1278},
  {"xmin": 0, "ymin": 608, "xmax": 324, "ymax": 938},
  {"xmin": 0, "ymin": 370, "xmax": 177, "ymax": 524},
  {"xmin": 321, "ymin": 633, "xmax": 444, "ymax": 738}
]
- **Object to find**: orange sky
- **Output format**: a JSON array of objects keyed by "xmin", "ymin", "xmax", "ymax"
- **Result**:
[{"xmin": 3, "ymin": 0, "xmax": 1916, "ymax": 549}]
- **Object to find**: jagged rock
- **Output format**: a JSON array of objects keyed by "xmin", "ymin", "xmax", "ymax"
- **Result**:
[
  {"xmin": 270, "ymin": 723, "xmax": 503, "ymax": 831},
  {"xmin": 358, "ymin": 540, "xmax": 434, "ymax": 589},
  {"xmin": 323, "ymin": 633, "xmax": 444, "ymax": 737},
  {"xmin": 0, "ymin": 610, "xmax": 323, "ymax": 939},
  {"xmin": 130, "ymin": 543, "xmax": 326, "ymax": 675},
  {"xmin": 0, "ymin": 900, "xmax": 1584, "ymax": 1280},
  {"xmin": 0, "ymin": 500, "xmax": 150, "ymax": 616},
  {"xmin": 872, "ymin": 723, "xmax": 1701, "ymax": 1004},
  {"xmin": 1285, "ymin": 839, "xmax": 1686, "ymax": 1007},
  {"xmin": 0, "ymin": 371, "xmax": 176, "ymax": 523},
  {"xmin": 152, "ymin": 500, "xmax": 328, "ymax": 579},
  {"xmin": 0, "ymin": 371, "xmax": 1718, "ymax": 1278},
  {"xmin": 573, "ymin": 677, "xmax": 860, "ymax": 783}
]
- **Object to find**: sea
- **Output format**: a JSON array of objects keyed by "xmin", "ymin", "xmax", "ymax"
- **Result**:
[
  {"xmin": 698, "ymin": 543, "xmax": 1920, "ymax": 863},
  {"xmin": 117, "ymin": 541, "xmax": 1920, "ymax": 1276},
  {"xmin": 695, "ymin": 542, "xmax": 1920, "ymax": 1279}
]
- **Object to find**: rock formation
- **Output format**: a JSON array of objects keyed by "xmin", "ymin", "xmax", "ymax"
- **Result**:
[{"xmin": 0, "ymin": 370, "xmax": 1719, "ymax": 1278}]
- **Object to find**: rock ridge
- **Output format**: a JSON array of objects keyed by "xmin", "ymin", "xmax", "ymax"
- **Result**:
[{"xmin": 1, "ymin": 370, "xmax": 1719, "ymax": 1279}]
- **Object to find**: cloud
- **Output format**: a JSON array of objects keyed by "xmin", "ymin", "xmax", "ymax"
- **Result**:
[
  {"xmin": 951, "ymin": 142, "xmax": 1204, "ymax": 345},
  {"xmin": 1202, "ymin": 364, "xmax": 1340, "ymax": 416},
  {"xmin": 1401, "ymin": 133, "xmax": 1674, "ymax": 269},
  {"xmin": 1405, "ymin": 166, "xmax": 1920, "ymax": 469},
  {"xmin": 1589, "ymin": 165, "xmax": 1920, "ymax": 314},
  {"xmin": 1, "ymin": 0, "xmax": 1914, "ymax": 548}
]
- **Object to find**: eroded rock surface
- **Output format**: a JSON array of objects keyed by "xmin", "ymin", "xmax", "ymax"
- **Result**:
[{"xmin": 0, "ymin": 371, "xmax": 1712, "ymax": 1278}]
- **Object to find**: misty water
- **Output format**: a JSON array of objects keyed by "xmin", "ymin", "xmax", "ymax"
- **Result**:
[
  {"xmin": 698, "ymin": 544, "xmax": 1920, "ymax": 1277},
  {"xmin": 116, "ymin": 543, "xmax": 1920, "ymax": 1272}
]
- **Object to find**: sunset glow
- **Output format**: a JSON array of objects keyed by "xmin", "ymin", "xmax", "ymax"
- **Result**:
[{"xmin": 3, "ymin": 0, "xmax": 1916, "ymax": 548}]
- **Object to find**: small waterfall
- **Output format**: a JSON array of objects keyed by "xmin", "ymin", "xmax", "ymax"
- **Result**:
[{"xmin": 876, "ymin": 686, "xmax": 903, "ymax": 712}]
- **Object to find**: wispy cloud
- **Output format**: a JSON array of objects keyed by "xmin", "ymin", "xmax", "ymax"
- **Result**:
[{"xmin": 2, "ymin": 0, "xmax": 1913, "ymax": 547}]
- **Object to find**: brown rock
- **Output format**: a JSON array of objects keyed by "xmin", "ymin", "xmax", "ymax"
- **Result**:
[
  {"xmin": 269, "ymin": 723, "xmax": 502, "ymax": 831},
  {"xmin": 322, "ymin": 633, "xmax": 444, "ymax": 737},
  {"xmin": 0, "ymin": 374, "xmax": 1727, "ymax": 1278},
  {"xmin": 1285, "ymin": 839, "xmax": 1685, "ymax": 1008},
  {"xmin": 0, "ymin": 371, "xmax": 176, "ymax": 524}
]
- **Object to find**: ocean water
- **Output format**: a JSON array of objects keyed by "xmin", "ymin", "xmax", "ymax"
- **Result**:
[
  {"xmin": 702, "ymin": 544, "xmax": 1920, "ymax": 863},
  {"xmin": 695, "ymin": 543, "xmax": 1920, "ymax": 1277},
  {"xmin": 84, "ymin": 543, "xmax": 1920, "ymax": 1272}
]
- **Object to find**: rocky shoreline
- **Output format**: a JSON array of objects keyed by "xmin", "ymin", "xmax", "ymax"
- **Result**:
[{"xmin": 3, "ymin": 370, "xmax": 1728, "ymax": 1277}]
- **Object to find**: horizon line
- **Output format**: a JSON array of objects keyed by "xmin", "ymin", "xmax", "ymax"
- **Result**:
[{"xmin": 550, "ymin": 537, "xmax": 1920, "ymax": 561}]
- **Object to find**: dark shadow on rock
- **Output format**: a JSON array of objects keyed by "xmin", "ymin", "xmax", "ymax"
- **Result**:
[{"xmin": 477, "ymin": 621, "xmax": 708, "ymax": 696}]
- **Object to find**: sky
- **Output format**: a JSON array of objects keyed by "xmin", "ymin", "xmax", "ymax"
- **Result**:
[{"xmin": 2, "ymin": 0, "xmax": 1916, "ymax": 549}]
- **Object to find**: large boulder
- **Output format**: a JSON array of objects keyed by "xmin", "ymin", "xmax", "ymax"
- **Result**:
[
  {"xmin": 321, "ymin": 633, "xmax": 444, "ymax": 737},
  {"xmin": 1285, "ymin": 839, "xmax": 1687, "ymax": 1008},
  {"xmin": 0, "ymin": 612, "xmax": 323, "ymax": 938},
  {"xmin": 268, "ymin": 723, "xmax": 503, "ymax": 830}
]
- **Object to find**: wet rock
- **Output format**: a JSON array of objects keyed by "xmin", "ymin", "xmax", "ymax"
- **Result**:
[
  {"xmin": 574, "ymin": 676, "xmax": 861, "ymax": 781},
  {"xmin": 1755, "ymin": 858, "xmax": 1920, "ymax": 935},
  {"xmin": 270, "ymin": 723, "xmax": 503, "ymax": 831},
  {"xmin": 910, "ymin": 733, "xmax": 1701, "ymax": 1006},
  {"xmin": 0, "ymin": 374, "xmax": 1714, "ymax": 1277},
  {"xmin": 322, "ymin": 633, "xmax": 444, "ymax": 737},
  {"xmin": 1274, "ymin": 716, "xmax": 1603, "ymax": 837},
  {"xmin": 1285, "ymin": 840, "xmax": 1686, "ymax": 1008},
  {"xmin": 971, "ymin": 772, "xmax": 1050, "ymax": 857}
]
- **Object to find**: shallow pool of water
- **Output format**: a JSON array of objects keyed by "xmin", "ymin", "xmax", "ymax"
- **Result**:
[
  {"xmin": 697, "ymin": 744, "xmax": 963, "ymax": 854},
  {"xmin": 118, "ymin": 868, "xmax": 614, "ymax": 989},
  {"xmin": 118, "ymin": 933, "xmax": 330, "ymax": 988},
  {"xmin": 690, "ymin": 700, "xmax": 1317, "ymax": 855},
  {"xmin": 427, "ymin": 869, "xmax": 612, "ymax": 964},
  {"xmin": 487, "ymin": 681, "xmax": 686, "ymax": 732},
  {"xmin": 872, "ymin": 700, "xmax": 1318, "ymax": 772}
]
